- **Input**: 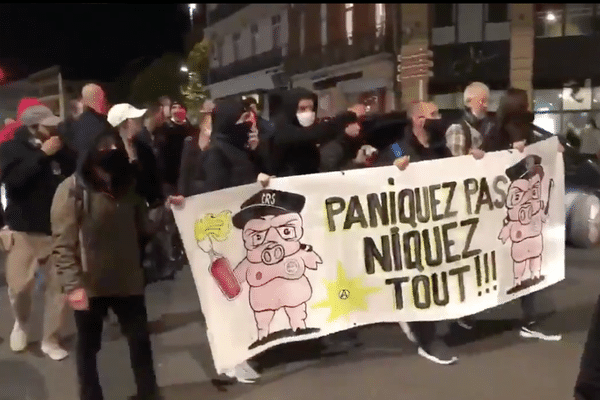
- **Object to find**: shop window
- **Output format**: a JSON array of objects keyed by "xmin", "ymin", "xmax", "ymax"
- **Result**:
[
  {"xmin": 486, "ymin": 4, "xmax": 508, "ymax": 23},
  {"xmin": 565, "ymin": 4, "xmax": 593, "ymax": 36},
  {"xmin": 533, "ymin": 89, "xmax": 562, "ymax": 112},
  {"xmin": 272, "ymin": 14, "xmax": 282, "ymax": 49},
  {"xmin": 591, "ymin": 87, "xmax": 600, "ymax": 110},
  {"xmin": 434, "ymin": 4, "xmax": 454, "ymax": 28},
  {"xmin": 534, "ymin": 113, "xmax": 562, "ymax": 134},
  {"xmin": 535, "ymin": 4, "xmax": 564, "ymax": 38}
]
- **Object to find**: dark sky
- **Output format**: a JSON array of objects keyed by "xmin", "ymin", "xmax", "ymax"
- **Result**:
[{"xmin": 0, "ymin": 4, "xmax": 191, "ymax": 82}]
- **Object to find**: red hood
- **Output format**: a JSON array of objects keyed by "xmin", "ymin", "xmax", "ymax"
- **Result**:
[{"xmin": 16, "ymin": 98, "xmax": 45, "ymax": 120}]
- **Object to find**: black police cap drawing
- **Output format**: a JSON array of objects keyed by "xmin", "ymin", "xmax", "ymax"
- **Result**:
[
  {"xmin": 505, "ymin": 155, "xmax": 544, "ymax": 182},
  {"xmin": 232, "ymin": 189, "xmax": 306, "ymax": 229}
]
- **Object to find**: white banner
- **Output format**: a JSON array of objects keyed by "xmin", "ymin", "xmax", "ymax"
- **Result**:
[{"xmin": 173, "ymin": 137, "xmax": 565, "ymax": 374}]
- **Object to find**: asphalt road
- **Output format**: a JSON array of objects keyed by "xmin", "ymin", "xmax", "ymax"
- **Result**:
[{"xmin": 0, "ymin": 246, "xmax": 597, "ymax": 400}]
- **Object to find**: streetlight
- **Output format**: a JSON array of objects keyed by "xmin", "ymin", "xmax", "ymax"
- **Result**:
[
  {"xmin": 188, "ymin": 4, "xmax": 197, "ymax": 28},
  {"xmin": 180, "ymin": 65, "xmax": 189, "ymax": 73},
  {"xmin": 546, "ymin": 12, "xmax": 556, "ymax": 22}
]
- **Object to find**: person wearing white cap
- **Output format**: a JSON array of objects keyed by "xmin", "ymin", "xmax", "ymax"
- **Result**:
[{"xmin": 0, "ymin": 101, "xmax": 76, "ymax": 361}]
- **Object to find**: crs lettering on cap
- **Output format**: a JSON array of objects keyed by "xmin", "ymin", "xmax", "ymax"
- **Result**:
[{"xmin": 392, "ymin": 143, "xmax": 403, "ymax": 158}]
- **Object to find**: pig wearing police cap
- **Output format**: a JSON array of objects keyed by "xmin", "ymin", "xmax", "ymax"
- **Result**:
[
  {"xmin": 499, "ymin": 155, "xmax": 553, "ymax": 292},
  {"xmin": 232, "ymin": 189, "xmax": 322, "ymax": 340}
]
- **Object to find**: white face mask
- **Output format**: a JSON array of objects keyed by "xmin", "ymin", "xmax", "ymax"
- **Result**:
[{"xmin": 296, "ymin": 111, "xmax": 316, "ymax": 127}]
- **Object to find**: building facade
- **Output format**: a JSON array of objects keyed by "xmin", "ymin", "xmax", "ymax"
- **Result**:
[
  {"xmin": 286, "ymin": 4, "xmax": 399, "ymax": 117},
  {"xmin": 204, "ymin": 4, "xmax": 289, "ymax": 108}
]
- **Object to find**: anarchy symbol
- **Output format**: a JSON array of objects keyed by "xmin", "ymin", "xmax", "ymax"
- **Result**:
[{"xmin": 339, "ymin": 289, "xmax": 350, "ymax": 300}]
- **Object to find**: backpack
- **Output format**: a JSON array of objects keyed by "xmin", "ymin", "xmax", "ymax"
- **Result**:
[{"xmin": 70, "ymin": 176, "xmax": 186, "ymax": 285}]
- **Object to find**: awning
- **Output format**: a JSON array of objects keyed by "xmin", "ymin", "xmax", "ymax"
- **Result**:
[
  {"xmin": 336, "ymin": 77, "xmax": 392, "ymax": 94},
  {"xmin": 207, "ymin": 70, "xmax": 277, "ymax": 100}
]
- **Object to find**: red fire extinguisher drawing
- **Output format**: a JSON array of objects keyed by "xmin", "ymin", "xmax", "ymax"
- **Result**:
[{"xmin": 208, "ymin": 248, "xmax": 242, "ymax": 300}]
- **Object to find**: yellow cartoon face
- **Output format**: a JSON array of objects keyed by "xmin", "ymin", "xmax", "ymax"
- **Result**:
[{"xmin": 194, "ymin": 211, "xmax": 233, "ymax": 243}]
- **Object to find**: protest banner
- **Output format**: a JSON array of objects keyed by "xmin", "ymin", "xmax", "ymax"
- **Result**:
[{"xmin": 173, "ymin": 136, "xmax": 565, "ymax": 374}]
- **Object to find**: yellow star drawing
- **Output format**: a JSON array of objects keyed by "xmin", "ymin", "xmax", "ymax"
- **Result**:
[{"xmin": 312, "ymin": 261, "xmax": 381, "ymax": 323}]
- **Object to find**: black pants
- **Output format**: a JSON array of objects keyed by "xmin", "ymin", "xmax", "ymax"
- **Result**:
[
  {"xmin": 575, "ymin": 293, "xmax": 600, "ymax": 400},
  {"xmin": 408, "ymin": 321, "xmax": 438, "ymax": 348},
  {"xmin": 74, "ymin": 296, "xmax": 158, "ymax": 400},
  {"xmin": 521, "ymin": 292, "xmax": 536, "ymax": 325}
]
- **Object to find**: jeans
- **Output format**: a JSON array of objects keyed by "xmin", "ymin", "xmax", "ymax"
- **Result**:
[{"xmin": 74, "ymin": 296, "xmax": 158, "ymax": 400}]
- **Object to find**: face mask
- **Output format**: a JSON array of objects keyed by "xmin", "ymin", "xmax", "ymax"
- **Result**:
[
  {"xmin": 173, "ymin": 110, "xmax": 187, "ymax": 122},
  {"xmin": 297, "ymin": 111, "xmax": 316, "ymax": 127},
  {"xmin": 228, "ymin": 121, "xmax": 253, "ymax": 149},
  {"xmin": 423, "ymin": 118, "xmax": 446, "ymax": 139}
]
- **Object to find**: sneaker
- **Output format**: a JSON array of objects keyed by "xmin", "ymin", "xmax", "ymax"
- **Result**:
[
  {"xmin": 41, "ymin": 340, "xmax": 69, "ymax": 361},
  {"xmin": 457, "ymin": 317, "xmax": 475, "ymax": 330},
  {"xmin": 417, "ymin": 340, "xmax": 458, "ymax": 365},
  {"xmin": 519, "ymin": 325, "xmax": 562, "ymax": 341},
  {"xmin": 9, "ymin": 321, "xmax": 27, "ymax": 352},
  {"xmin": 399, "ymin": 321, "xmax": 417, "ymax": 343},
  {"xmin": 225, "ymin": 361, "xmax": 260, "ymax": 384}
]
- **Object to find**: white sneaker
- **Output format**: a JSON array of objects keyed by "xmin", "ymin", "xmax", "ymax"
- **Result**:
[
  {"xmin": 41, "ymin": 341, "xmax": 69, "ymax": 361},
  {"xmin": 10, "ymin": 321, "xmax": 27, "ymax": 352},
  {"xmin": 519, "ymin": 326, "xmax": 562, "ymax": 341},
  {"xmin": 225, "ymin": 361, "xmax": 260, "ymax": 383}
]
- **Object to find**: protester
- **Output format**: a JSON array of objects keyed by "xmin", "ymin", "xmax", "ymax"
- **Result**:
[
  {"xmin": 374, "ymin": 101, "xmax": 458, "ymax": 365},
  {"xmin": 154, "ymin": 100, "xmax": 199, "ymax": 196},
  {"xmin": 319, "ymin": 119, "xmax": 377, "ymax": 172},
  {"xmin": 0, "ymin": 103, "xmax": 76, "ymax": 361},
  {"xmin": 445, "ymin": 82, "xmax": 494, "ymax": 159},
  {"xmin": 69, "ymin": 83, "xmax": 111, "ymax": 169},
  {"xmin": 159, "ymin": 95, "xmax": 171, "ymax": 120},
  {"xmin": 474, "ymin": 88, "xmax": 563, "ymax": 341},
  {"xmin": 177, "ymin": 100, "xmax": 214, "ymax": 197},
  {"xmin": 579, "ymin": 117, "xmax": 600, "ymax": 158},
  {"xmin": 140, "ymin": 102, "xmax": 165, "ymax": 147},
  {"xmin": 0, "ymin": 98, "xmax": 51, "ymax": 146},
  {"xmin": 51, "ymin": 124, "xmax": 161, "ymax": 400},
  {"xmin": 269, "ymin": 87, "xmax": 365, "ymax": 177}
]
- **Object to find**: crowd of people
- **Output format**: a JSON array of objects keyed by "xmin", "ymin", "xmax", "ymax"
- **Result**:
[{"xmin": 0, "ymin": 79, "xmax": 594, "ymax": 400}]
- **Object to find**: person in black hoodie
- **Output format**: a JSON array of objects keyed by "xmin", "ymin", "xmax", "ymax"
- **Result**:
[
  {"xmin": 374, "ymin": 101, "xmax": 459, "ymax": 366},
  {"xmin": 269, "ymin": 88, "xmax": 364, "ymax": 177},
  {"xmin": 0, "ymin": 103, "xmax": 76, "ymax": 361},
  {"xmin": 154, "ymin": 101, "xmax": 199, "ymax": 196}
]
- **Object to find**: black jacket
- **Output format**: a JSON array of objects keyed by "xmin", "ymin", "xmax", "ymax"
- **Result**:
[
  {"xmin": 177, "ymin": 135, "xmax": 210, "ymax": 197},
  {"xmin": 0, "ymin": 126, "xmax": 77, "ymax": 234},
  {"xmin": 320, "ymin": 134, "xmax": 366, "ymax": 172},
  {"xmin": 154, "ymin": 120, "xmax": 198, "ymax": 191},
  {"xmin": 375, "ymin": 125, "xmax": 452, "ymax": 166},
  {"xmin": 270, "ymin": 88, "xmax": 358, "ymax": 177},
  {"xmin": 202, "ymin": 100, "xmax": 260, "ymax": 192},
  {"xmin": 69, "ymin": 109, "xmax": 113, "ymax": 172},
  {"xmin": 482, "ymin": 112, "xmax": 535, "ymax": 152},
  {"xmin": 131, "ymin": 136, "xmax": 164, "ymax": 207}
]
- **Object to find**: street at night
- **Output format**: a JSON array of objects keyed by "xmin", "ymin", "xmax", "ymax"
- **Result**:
[{"xmin": 0, "ymin": 245, "xmax": 594, "ymax": 400}]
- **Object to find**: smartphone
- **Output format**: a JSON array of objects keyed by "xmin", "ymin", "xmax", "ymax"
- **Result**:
[{"xmin": 392, "ymin": 143, "xmax": 403, "ymax": 158}]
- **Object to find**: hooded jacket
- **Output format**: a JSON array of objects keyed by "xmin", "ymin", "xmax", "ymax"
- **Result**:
[
  {"xmin": 153, "ymin": 118, "xmax": 199, "ymax": 193},
  {"xmin": 0, "ymin": 125, "xmax": 76, "ymax": 234},
  {"xmin": 201, "ymin": 99, "xmax": 260, "ymax": 192},
  {"xmin": 68, "ymin": 108, "xmax": 114, "ymax": 172},
  {"xmin": 0, "ymin": 98, "xmax": 47, "ymax": 145},
  {"xmin": 51, "ymin": 126, "xmax": 147, "ymax": 297},
  {"xmin": 270, "ymin": 88, "xmax": 358, "ymax": 177}
]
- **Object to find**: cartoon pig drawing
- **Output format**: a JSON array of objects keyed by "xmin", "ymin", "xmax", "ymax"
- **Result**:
[
  {"xmin": 232, "ymin": 190, "xmax": 322, "ymax": 340},
  {"xmin": 499, "ymin": 155, "xmax": 554, "ymax": 293}
]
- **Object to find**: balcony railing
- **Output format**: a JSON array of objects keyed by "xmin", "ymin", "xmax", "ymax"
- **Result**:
[
  {"xmin": 209, "ymin": 47, "xmax": 284, "ymax": 83},
  {"xmin": 285, "ymin": 34, "xmax": 394, "ymax": 76},
  {"xmin": 208, "ymin": 4, "xmax": 249, "ymax": 26}
]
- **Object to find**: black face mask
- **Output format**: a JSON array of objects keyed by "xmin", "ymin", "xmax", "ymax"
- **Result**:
[
  {"xmin": 226, "ymin": 121, "xmax": 253, "ymax": 150},
  {"xmin": 423, "ymin": 118, "xmax": 446, "ymax": 141},
  {"xmin": 94, "ymin": 149, "xmax": 131, "ymax": 193}
]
